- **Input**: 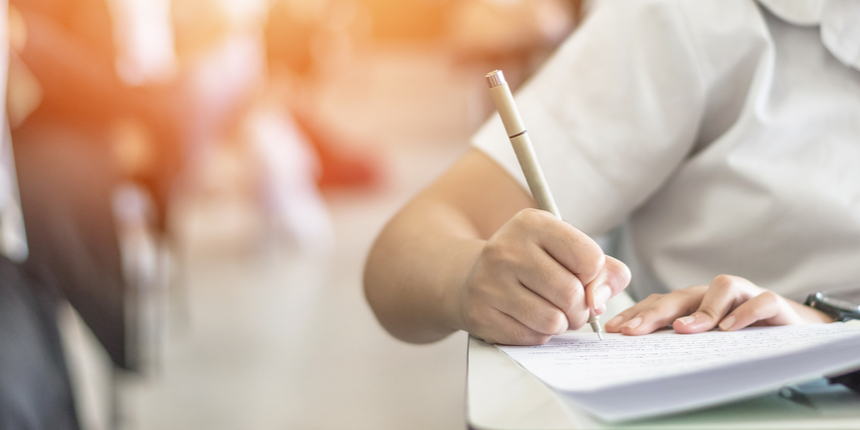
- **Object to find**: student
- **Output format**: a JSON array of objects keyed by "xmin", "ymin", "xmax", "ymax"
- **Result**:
[
  {"xmin": 1, "ymin": 0, "xmax": 182, "ymax": 426},
  {"xmin": 364, "ymin": 0, "xmax": 858, "ymax": 346},
  {"xmin": 0, "ymin": 3, "xmax": 80, "ymax": 428}
]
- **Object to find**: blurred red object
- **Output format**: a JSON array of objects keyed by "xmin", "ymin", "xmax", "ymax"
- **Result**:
[{"xmin": 294, "ymin": 113, "xmax": 381, "ymax": 190}]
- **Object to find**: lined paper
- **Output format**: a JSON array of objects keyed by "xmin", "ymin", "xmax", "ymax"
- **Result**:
[
  {"xmin": 499, "ymin": 324, "xmax": 860, "ymax": 391},
  {"xmin": 496, "ymin": 323, "xmax": 860, "ymax": 422}
]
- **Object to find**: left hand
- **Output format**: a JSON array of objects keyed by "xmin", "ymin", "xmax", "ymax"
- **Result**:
[{"xmin": 604, "ymin": 274, "xmax": 834, "ymax": 335}]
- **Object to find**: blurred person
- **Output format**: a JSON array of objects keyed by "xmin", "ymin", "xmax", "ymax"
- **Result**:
[
  {"xmin": 364, "ymin": 0, "xmax": 859, "ymax": 346},
  {"xmin": 8, "ymin": 0, "xmax": 184, "ymax": 380},
  {"xmin": 2, "ymin": 0, "xmax": 185, "ymax": 426},
  {"xmin": 1, "ymin": 2, "xmax": 70, "ymax": 429}
]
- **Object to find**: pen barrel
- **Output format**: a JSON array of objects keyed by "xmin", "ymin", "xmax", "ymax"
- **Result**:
[
  {"xmin": 488, "ymin": 78, "xmax": 562, "ymax": 219},
  {"xmin": 487, "ymin": 69, "xmax": 602, "ymax": 338},
  {"xmin": 489, "ymin": 83, "xmax": 527, "ymax": 138},
  {"xmin": 509, "ymin": 133, "xmax": 562, "ymax": 219}
]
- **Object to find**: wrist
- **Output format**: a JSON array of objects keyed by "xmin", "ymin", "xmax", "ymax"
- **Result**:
[
  {"xmin": 438, "ymin": 239, "xmax": 485, "ymax": 335},
  {"xmin": 789, "ymin": 299, "xmax": 836, "ymax": 323},
  {"xmin": 807, "ymin": 307, "xmax": 837, "ymax": 323}
]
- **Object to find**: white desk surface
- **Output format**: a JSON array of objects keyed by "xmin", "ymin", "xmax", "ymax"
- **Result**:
[{"xmin": 466, "ymin": 295, "xmax": 860, "ymax": 430}]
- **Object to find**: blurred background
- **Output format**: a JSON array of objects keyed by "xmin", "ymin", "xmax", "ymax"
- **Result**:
[{"xmin": 7, "ymin": 0, "xmax": 582, "ymax": 428}]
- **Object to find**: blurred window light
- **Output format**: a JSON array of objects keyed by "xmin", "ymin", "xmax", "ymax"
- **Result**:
[
  {"xmin": 277, "ymin": 0, "xmax": 332, "ymax": 23},
  {"xmin": 217, "ymin": 0, "xmax": 268, "ymax": 29},
  {"xmin": 108, "ymin": 0, "xmax": 178, "ymax": 86}
]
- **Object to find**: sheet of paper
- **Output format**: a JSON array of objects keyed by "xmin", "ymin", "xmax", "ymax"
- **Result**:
[
  {"xmin": 497, "ymin": 323, "xmax": 860, "ymax": 422},
  {"xmin": 498, "ymin": 324, "xmax": 860, "ymax": 392}
]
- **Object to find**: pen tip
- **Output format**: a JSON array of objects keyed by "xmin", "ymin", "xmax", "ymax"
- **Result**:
[{"xmin": 597, "ymin": 331, "xmax": 604, "ymax": 341}]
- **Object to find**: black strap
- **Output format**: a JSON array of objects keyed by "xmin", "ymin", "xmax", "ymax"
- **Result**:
[{"xmin": 829, "ymin": 369, "xmax": 860, "ymax": 394}]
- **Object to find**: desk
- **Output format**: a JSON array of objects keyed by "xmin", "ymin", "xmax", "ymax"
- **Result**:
[{"xmin": 466, "ymin": 297, "xmax": 860, "ymax": 429}]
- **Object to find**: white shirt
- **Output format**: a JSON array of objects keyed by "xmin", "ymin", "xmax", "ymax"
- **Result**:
[
  {"xmin": 0, "ymin": 1, "xmax": 28, "ymax": 262},
  {"xmin": 472, "ymin": 0, "xmax": 860, "ymax": 301},
  {"xmin": 0, "ymin": 0, "xmax": 28, "ymax": 262}
]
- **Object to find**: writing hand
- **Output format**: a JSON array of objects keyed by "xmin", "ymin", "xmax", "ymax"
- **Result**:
[
  {"xmin": 604, "ymin": 274, "xmax": 833, "ymax": 336},
  {"xmin": 455, "ymin": 208, "xmax": 631, "ymax": 345}
]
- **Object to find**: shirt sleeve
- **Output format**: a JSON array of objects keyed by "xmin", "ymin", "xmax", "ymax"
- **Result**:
[{"xmin": 473, "ymin": 0, "xmax": 715, "ymax": 236}]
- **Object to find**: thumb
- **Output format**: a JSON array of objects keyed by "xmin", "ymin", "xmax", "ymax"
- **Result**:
[{"xmin": 585, "ymin": 256, "xmax": 631, "ymax": 312}]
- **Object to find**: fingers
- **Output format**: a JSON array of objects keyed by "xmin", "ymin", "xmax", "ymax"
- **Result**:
[
  {"xmin": 468, "ymin": 307, "xmax": 553, "ymax": 346},
  {"xmin": 605, "ymin": 274, "xmax": 809, "ymax": 339},
  {"xmin": 673, "ymin": 275, "xmax": 759, "ymax": 334},
  {"xmin": 718, "ymin": 291, "xmax": 804, "ymax": 331},
  {"xmin": 462, "ymin": 246, "xmax": 575, "ymax": 343},
  {"xmin": 515, "ymin": 246, "xmax": 589, "ymax": 328},
  {"xmin": 515, "ymin": 209, "xmax": 606, "ymax": 285},
  {"xmin": 584, "ymin": 256, "xmax": 632, "ymax": 312},
  {"xmin": 603, "ymin": 293, "xmax": 664, "ymax": 333},
  {"xmin": 499, "ymin": 209, "xmax": 619, "ymax": 331},
  {"xmin": 623, "ymin": 290, "xmax": 703, "ymax": 335},
  {"xmin": 464, "ymin": 208, "xmax": 616, "ymax": 344},
  {"xmin": 516, "ymin": 250, "xmax": 627, "ymax": 329},
  {"xmin": 493, "ymin": 281, "xmax": 569, "ymax": 336},
  {"xmin": 604, "ymin": 286, "xmax": 706, "ymax": 335}
]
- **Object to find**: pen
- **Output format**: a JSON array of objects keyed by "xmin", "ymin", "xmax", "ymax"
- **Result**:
[{"xmin": 486, "ymin": 69, "xmax": 604, "ymax": 340}]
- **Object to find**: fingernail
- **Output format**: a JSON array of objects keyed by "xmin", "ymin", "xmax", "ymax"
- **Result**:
[
  {"xmin": 624, "ymin": 317, "xmax": 642, "ymax": 330},
  {"xmin": 719, "ymin": 315, "xmax": 736, "ymax": 331},
  {"xmin": 593, "ymin": 285, "xmax": 612, "ymax": 310},
  {"xmin": 606, "ymin": 315, "xmax": 622, "ymax": 328},
  {"xmin": 676, "ymin": 315, "xmax": 696, "ymax": 325}
]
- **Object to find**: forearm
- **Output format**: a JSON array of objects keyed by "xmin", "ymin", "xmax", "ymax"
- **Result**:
[
  {"xmin": 364, "ymin": 196, "xmax": 485, "ymax": 343},
  {"xmin": 364, "ymin": 149, "xmax": 589, "ymax": 345}
]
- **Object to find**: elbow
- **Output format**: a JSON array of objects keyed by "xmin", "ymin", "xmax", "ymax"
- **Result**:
[
  {"xmin": 361, "ymin": 245, "xmax": 386, "ymax": 330},
  {"xmin": 362, "ymin": 242, "xmax": 448, "ymax": 345},
  {"xmin": 362, "ymin": 238, "xmax": 405, "ymax": 341}
]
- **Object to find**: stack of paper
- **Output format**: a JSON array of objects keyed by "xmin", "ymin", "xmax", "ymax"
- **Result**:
[{"xmin": 497, "ymin": 323, "xmax": 860, "ymax": 422}]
